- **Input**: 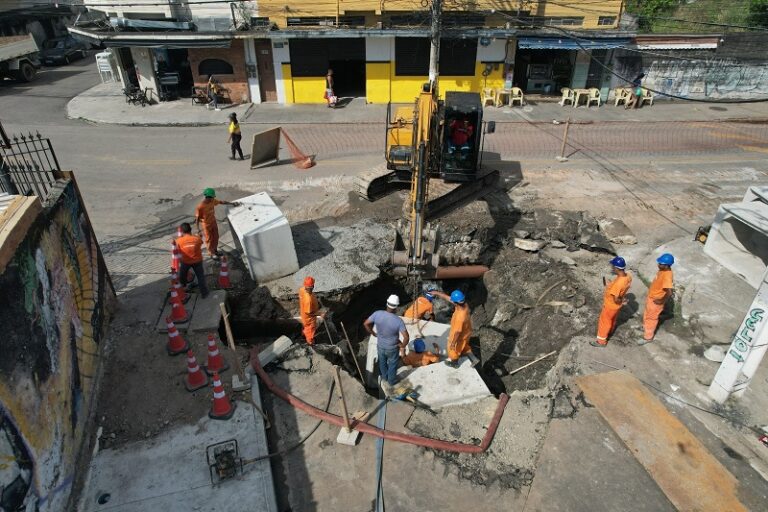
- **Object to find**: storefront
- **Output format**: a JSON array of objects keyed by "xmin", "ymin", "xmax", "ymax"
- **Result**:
[{"xmin": 514, "ymin": 36, "xmax": 630, "ymax": 97}]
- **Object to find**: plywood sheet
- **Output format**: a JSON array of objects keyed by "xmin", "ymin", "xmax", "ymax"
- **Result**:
[{"xmin": 576, "ymin": 370, "xmax": 747, "ymax": 512}]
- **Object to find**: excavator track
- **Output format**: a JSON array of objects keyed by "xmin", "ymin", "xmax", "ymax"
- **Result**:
[
  {"xmin": 355, "ymin": 164, "xmax": 410, "ymax": 201},
  {"xmin": 426, "ymin": 169, "xmax": 500, "ymax": 221}
]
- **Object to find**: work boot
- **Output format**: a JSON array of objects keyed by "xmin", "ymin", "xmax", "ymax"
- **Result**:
[
  {"xmin": 636, "ymin": 338, "xmax": 651, "ymax": 346},
  {"xmin": 380, "ymin": 381, "xmax": 392, "ymax": 397},
  {"xmin": 589, "ymin": 340, "xmax": 607, "ymax": 348}
]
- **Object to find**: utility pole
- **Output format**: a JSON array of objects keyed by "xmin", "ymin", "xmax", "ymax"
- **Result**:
[{"xmin": 428, "ymin": 0, "xmax": 442, "ymax": 83}]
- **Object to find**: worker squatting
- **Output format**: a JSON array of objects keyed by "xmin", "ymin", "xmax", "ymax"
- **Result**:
[
  {"xmin": 592, "ymin": 253, "xmax": 675, "ymax": 348},
  {"xmin": 298, "ymin": 279, "xmax": 472, "ymax": 396}
]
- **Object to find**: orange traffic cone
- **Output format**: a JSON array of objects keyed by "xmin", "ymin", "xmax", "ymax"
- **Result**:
[
  {"xmin": 184, "ymin": 350, "xmax": 208, "ymax": 391},
  {"xmin": 204, "ymin": 333, "xmax": 229, "ymax": 375},
  {"xmin": 165, "ymin": 317, "xmax": 189, "ymax": 355},
  {"xmin": 170, "ymin": 299, "xmax": 188, "ymax": 323},
  {"xmin": 170, "ymin": 240, "xmax": 181, "ymax": 273},
  {"xmin": 171, "ymin": 280, "xmax": 187, "ymax": 304},
  {"xmin": 209, "ymin": 371, "xmax": 236, "ymax": 420},
  {"xmin": 218, "ymin": 256, "xmax": 231, "ymax": 289}
]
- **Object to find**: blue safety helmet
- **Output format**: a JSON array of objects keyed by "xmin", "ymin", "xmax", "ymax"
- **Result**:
[
  {"xmin": 656, "ymin": 253, "xmax": 675, "ymax": 266},
  {"xmin": 609, "ymin": 256, "xmax": 626, "ymax": 270},
  {"xmin": 423, "ymin": 283, "xmax": 438, "ymax": 301},
  {"xmin": 413, "ymin": 339, "xmax": 426, "ymax": 353},
  {"xmin": 450, "ymin": 290, "xmax": 466, "ymax": 304}
]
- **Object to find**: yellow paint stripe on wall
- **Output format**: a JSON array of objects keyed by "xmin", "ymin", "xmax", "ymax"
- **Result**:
[
  {"xmin": 292, "ymin": 76, "xmax": 328, "ymax": 103},
  {"xmin": 281, "ymin": 63, "xmax": 294, "ymax": 104},
  {"xmin": 366, "ymin": 62, "xmax": 391, "ymax": 104}
]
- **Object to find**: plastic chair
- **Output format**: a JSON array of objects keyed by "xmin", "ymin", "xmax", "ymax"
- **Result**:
[
  {"xmin": 510, "ymin": 87, "xmax": 524, "ymax": 107},
  {"xmin": 640, "ymin": 89, "xmax": 654, "ymax": 106},
  {"xmin": 587, "ymin": 88, "xmax": 601, "ymax": 107},
  {"xmin": 496, "ymin": 88, "xmax": 512, "ymax": 107},
  {"xmin": 559, "ymin": 87, "xmax": 574, "ymax": 107},
  {"xmin": 481, "ymin": 88, "xmax": 496, "ymax": 107},
  {"xmin": 613, "ymin": 87, "xmax": 630, "ymax": 107}
]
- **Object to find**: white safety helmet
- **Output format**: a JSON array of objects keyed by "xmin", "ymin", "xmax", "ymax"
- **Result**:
[{"xmin": 386, "ymin": 294, "xmax": 400, "ymax": 308}]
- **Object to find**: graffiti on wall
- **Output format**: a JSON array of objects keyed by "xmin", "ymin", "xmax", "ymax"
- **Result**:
[
  {"xmin": 0, "ymin": 181, "xmax": 111, "ymax": 511},
  {"xmin": 645, "ymin": 58, "xmax": 768, "ymax": 100}
]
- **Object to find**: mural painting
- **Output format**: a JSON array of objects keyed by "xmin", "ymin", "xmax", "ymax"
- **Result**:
[{"xmin": 0, "ymin": 181, "xmax": 112, "ymax": 511}]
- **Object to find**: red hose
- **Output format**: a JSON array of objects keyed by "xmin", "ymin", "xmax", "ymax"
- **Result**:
[{"xmin": 251, "ymin": 349, "xmax": 509, "ymax": 453}]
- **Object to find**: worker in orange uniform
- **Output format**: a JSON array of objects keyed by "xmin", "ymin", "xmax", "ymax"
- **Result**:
[
  {"xmin": 640, "ymin": 253, "xmax": 675, "ymax": 345},
  {"xmin": 403, "ymin": 284, "xmax": 450, "ymax": 322},
  {"xmin": 446, "ymin": 290, "xmax": 473, "ymax": 368},
  {"xmin": 401, "ymin": 339, "xmax": 440, "ymax": 367},
  {"xmin": 591, "ymin": 256, "xmax": 632, "ymax": 348},
  {"xmin": 195, "ymin": 188, "xmax": 239, "ymax": 260},
  {"xmin": 176, "ymin": 222, "xmax": 209, "ymax": 298},
  {"xmin": 298, "ymin": 276, "xmax": 325, "ymax": 345}
]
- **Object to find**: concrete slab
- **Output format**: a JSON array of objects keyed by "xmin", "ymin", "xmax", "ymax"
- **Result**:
[
  {"xmin": 227, "ymin": 192, "xmax": 299, "ymax": 282},
  {"xmin": 188, "ymin": 290, "xmax": 227, "ymax": 332},
  {"xmin": 525, "ymin": 409, "xmax": 675, "ymax": 512},
  {"xmin": 156, "ymin": 294, "xmax": 198, "ymax": 333},
  {"xmin": 743, "ymin": 185, "xmax": 768, "ymax": 204},
  {"xmin": 258, "ymin": 335, "xmax": 294, "ymax": 366},
  {"xmin": 80, "ymin": 398, "xmax": 277, "ymax": 512},
  {"xmin": 577, "ymin": 370, "xmax": 748, "ymax": 512},
  {"xmin": 364, "ymin": 317, "xmax": 492, "ymax": 409},
  {"xmin": 704, "ymin": 201, "xmax": 768, "ymax": 289}
]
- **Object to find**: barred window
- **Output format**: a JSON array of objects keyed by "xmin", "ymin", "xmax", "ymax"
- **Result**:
[{"xmin": 597, "ymin": 16, "xmax": 617, "ymax": 26}]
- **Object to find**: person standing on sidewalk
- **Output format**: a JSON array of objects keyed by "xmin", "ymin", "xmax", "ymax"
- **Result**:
[
  {"xmin": 176, "ymin": 222, "xmax": 209, "ymax": 299},
  {"xmin": 227, "ymin": 112, "xmax": 244, "ymax": 160},
  {"xmin": 207, "ymin": 75, "xmax": 221, "ymax": 111},
  {"xmin": 591, "ymin": 256, "xmax": 632, "ymax": 348},
  {"xmin": 195, "ymin": 188, "xmax": 239, "ymax": 259},
  {"xmin": 324, "ymin": 69, "xmax": 337, "ymax": 108},
  {"xmin": 640, "ymin": 253, "xmax": 675, "ymax": 345},
  {"xmin": 364, "ymin": 294, "xmax": 409, "ymax": 395}
]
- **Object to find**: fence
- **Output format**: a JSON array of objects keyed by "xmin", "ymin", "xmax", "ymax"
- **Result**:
[
  {"xmin": 0, "ymin": 130, "xmax": 63, "ymax": 198},
  {"xmin": 281, "ymin": 120, "xmax": 768, "ymax": 161}
]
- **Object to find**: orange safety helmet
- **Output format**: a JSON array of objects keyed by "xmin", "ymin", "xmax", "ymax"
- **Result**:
[{"xmin": 303, "ymin": 276, "xmax": 315, "ymax": 287}]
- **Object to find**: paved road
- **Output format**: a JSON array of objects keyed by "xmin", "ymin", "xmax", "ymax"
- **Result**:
[{"xmin": 3, "ymin": 61, "xmax": 767, "ymax": 291}]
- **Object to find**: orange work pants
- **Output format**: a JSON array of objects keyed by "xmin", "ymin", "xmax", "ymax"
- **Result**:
[
  {"xmin": 448, "ymin": 336, "xmax": 472, "ymax": 361},
  {"xmin": 643, "ymin": 297, "xmax": 665, "ymax": 341},
  {"xmin": 203, "ymin": 223, "xmax": 219, "ymax": 256},
  {"xmin": 596, "ymin": 306, "xmax": 620, "ymax": 345},
  {"xmin": 302, "ymin": 317, "xmax": 317, "ymax": 345}
]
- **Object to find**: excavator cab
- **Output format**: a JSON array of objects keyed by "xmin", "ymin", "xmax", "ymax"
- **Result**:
[{"xmin": 440, "ymin": 91, "xmax": 482, "ymax": 182}]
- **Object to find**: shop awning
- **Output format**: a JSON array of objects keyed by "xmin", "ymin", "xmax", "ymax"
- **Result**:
[
  {"xmin": 68, "ymin": 26, "xmax": 232, "ymax": 49},
  {"xmin": 634, "ymin": 35, "xmax": 720, "ymax": 50},
  {"xmin": 517, "ymin": 36, "xmax": 631, "ymax": 50}
]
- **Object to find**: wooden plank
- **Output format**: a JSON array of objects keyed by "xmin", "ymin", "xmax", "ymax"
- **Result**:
[
  {"xmin": 576, "ymin": 370, "xmax": 747, "ymax": 512},
  {"xmin": 0, "ymin": 196, "xmax": 42, "ymax": 274}
]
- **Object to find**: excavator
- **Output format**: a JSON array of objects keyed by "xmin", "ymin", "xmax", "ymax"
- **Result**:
[{"xmin": 356, "ymin": 81, "xmax": 499, "ymax": 279}]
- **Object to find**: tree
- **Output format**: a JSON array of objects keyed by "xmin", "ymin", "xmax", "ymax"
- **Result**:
[{"xmin": 748, "ymin": 0, "xmax": 768, "ymax": 27}]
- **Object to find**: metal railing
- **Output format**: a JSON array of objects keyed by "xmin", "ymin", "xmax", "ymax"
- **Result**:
[{"xmin": 0, "ymin": 130, "xmax": 63, "ymax": 198}]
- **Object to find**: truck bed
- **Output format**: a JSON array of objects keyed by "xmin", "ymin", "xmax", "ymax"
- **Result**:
[{"xmin": 0, "ymin": 35, "xmax": 39, "ymax": 62}]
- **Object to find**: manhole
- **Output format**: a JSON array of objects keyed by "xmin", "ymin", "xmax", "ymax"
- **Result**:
[{"xmin": 97, "ymin": 493, "xmax": 111, "ymax": 505}]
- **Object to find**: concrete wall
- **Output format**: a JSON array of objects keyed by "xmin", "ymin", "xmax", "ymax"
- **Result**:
[
  {"xmin": 643, "ymin": 58, "xmax": 768, "ymax": 101},
  {"xmin": 188, "ymin": 41, "xmax": 249, "ymax": 104},
  {"xmin": 0, "ymin": 180, "xmax": 114, "ymax": 512},
  {"xmin": 130, "ymin": 47, "xmax": 158, "ymax": 102}
]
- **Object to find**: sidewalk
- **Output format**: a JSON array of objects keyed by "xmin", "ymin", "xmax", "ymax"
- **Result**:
[{"xmin": 68, "ymin": 83, "xmax": 768, "ymax": 126}]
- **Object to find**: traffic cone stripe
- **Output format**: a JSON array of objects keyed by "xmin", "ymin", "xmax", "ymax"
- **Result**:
[
  {"xmin": 169, "ymin": 330, "xmax": 179, "ymax": 338},
  {"xmin": 213, "ymin": 390, "xmax": 226, "ymax": 399},
  {"xmin": 184, "ymin": 350, "xmax": 208, "ymax": 391},
  {"xmin": 165, "ymin": 316, "xmax": 189, "ymax": 355},
  {"xmin": 204, "ymin": 333, "xmax": 229, "ymax": 375}
]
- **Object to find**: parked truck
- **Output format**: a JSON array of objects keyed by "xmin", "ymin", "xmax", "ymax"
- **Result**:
[{"xmin": 0, "ymin": 34, "xmax": 40, "ymax": 82}]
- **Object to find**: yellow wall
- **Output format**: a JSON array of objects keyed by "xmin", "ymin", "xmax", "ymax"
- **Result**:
[
  {"xmin": 258, "ymin": 1, "xmax": 623, "ymax": 30},
  {"xmin": 289, "ymin": 61, "xmax": 504, "ymax": 104}
]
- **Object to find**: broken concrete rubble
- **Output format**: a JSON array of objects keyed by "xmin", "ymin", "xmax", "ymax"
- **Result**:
[
  {"xmin": 598, "ymin": 217, "xmax": 638, "ymax": 245},
  {"xmin": 514, "ymin": 238, "xmax": 547, "ymax": 252}
]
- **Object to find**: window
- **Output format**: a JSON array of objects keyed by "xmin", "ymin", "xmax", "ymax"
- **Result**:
[
  {"xmin": 286, "ymin": 16, "xmax": 365, "ymax": 27},
  {"xmin": 597, "ymin": 16, "xmax": 617, "ymax": 26},
  {"xmin": 198, "ymin": 59, "xmax": 233, "ymax": 76},
  {"xmin": 289, "ymin": 38, "xmax": 365, "ymax": 76},
  {"xmin": 517, "ymin": 16, "xmax": 584, "ymax": 27},
  {"xmin": 395, "ymin": 38, "xmax": 478, "ymax": 76}
]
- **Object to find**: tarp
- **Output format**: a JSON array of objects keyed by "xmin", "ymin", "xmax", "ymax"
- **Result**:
[{"xmin": 517, "ymin": 37, "xmax": 631, "ymax": 50}]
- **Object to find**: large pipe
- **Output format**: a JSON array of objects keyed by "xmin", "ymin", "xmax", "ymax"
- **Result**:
[
  {"xmin": 433, "ymin": 265, "xmax": 490, "ymax": 279},
  {"xmin": 251, "ymin": 349, "xmax": 509, "ymax": 453}
]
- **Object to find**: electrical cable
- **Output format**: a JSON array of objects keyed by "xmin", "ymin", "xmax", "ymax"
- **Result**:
[
  {"xmin": 242, "ymin": 378, "xmax": 336, "ymax": 466},
  {"xmin": 589, "ymin": 360, "xmax": 766, "ymax": 436},
  {"xmin": 494, "ymin": 10, "xmax": 768, "ymax": 103}
]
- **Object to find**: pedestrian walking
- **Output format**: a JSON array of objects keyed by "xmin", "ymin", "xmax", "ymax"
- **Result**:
[
  {"xmin": 176, "ymin": 222, "xmax": 209, "ymax": 299},
  {"xmin": 227, "ymin": 112, "xmax": 244, "ymax": 160},
  {"xmin": 195, "ymin": 188, "xmax": 239, "ymax": 259},
  {"xmin": 640, "ymin": 253, "xmax": 675, "ymax": 344},
  {"xmin": 324, "ymin": 69, "xmax": 337, "ymax": 108},
  {"xmin": 591, "ymin": 256, "xmax": 632, "ymax": 347},
  {"xmin": 625, "ymin": 72, "xmax": 645, "ymax": 110},
  {"xmin": 298, "ymin": 276, "xmax": 325, "ymax": 345},
  {"xmin": 446, "ymin": 290, "xmax": 473, "ymax": 367},
  {"xmin": 364, "ymin": 294, "xmax": 409, "ymax": 395}
]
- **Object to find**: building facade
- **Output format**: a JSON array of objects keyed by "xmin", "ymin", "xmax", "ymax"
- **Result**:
[{"xmin": 74, "ymin": 0, "xmax": 627, "ymax": 104}]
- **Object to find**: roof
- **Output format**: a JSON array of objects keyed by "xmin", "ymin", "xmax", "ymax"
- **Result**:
[
  {"xmin": 635, "ymin": 34, "xmax": 720, "ymax": 50},
  {"xmin": 445, "ymin": 91, "xmax": 481, "ymax": 113}
]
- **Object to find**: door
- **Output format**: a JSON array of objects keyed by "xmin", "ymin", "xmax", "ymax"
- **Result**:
[{"xmin": 254, "ymin": 40, "xmax": 277, "ymax": 102}]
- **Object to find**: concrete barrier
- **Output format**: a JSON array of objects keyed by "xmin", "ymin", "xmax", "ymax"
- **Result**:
[
  {"xmin": 227, "ymin": 192, "xmax": 299, "ymax": 282},
  {"xmin": 704, "ymin": 186, "xmax": 768, "ymax": 289}
]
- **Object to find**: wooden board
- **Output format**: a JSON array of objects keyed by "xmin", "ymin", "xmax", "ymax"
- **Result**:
[{"xmin": 576, "ymin": 370, "xmax": 747, "ymax": 512}]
